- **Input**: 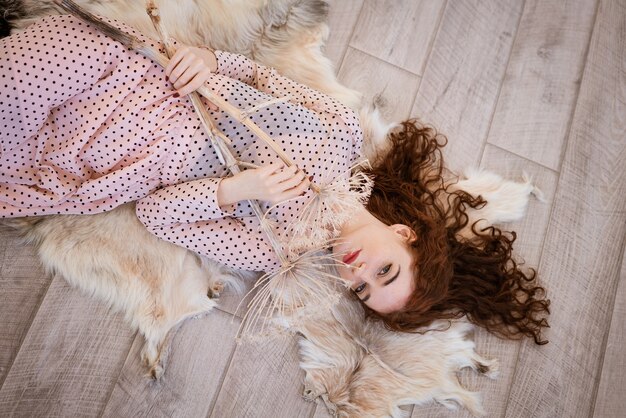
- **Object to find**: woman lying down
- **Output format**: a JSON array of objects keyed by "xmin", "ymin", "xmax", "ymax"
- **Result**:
[{"xmin": 0, "ymin": 15, "xmax": 549, "ymax": 343}]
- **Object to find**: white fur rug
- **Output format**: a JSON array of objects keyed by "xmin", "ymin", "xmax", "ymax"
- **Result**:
[{"xmin": 3, "ymin": 1, "xmax": 541, "ymax": 416}]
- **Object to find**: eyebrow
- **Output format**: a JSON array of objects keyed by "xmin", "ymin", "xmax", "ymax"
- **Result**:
[
  {"xmin": 361, "ymin": 266, "xmax": 401, "ymax": 303},
  {"xmin": 384, "ymin": 266, "xmax": 401, "ymax": 286}
]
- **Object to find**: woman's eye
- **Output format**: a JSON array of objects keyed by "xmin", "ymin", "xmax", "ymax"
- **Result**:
[
  {"xmin": 354, "ymin": 283, "xmax": 366, "ymax": 294},
  {"xmin": 379, "ymin": 264, "xmax": 392, "ymax": 275}
]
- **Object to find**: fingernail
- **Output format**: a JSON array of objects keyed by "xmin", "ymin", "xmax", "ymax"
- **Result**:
[
  {"xmin": 308, "ymin": 175, "xmax": 313, "ymax": 181},
  {"xmin": 300, "ymin": 192, "xmax": 306, "ymax": 196},
  {"xmin": 165, "ymin": 76, "xmax": 169, "ymax": 82},
  {"xmin": 173, "ymin": 93, "xmax": 180, "ymax": 98}
]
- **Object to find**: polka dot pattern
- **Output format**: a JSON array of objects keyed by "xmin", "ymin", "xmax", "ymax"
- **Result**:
[{"xmin": 0, "ymin": 15, "xmax": 364, "ymax": 272}]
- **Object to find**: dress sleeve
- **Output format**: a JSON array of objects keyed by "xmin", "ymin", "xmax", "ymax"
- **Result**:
[
  {"xmin": 213, "ymin": 50, "xmax": 319, "ymax": 109},
  {"xmin": 211, "ymin": 50, "xmax": 362, "ymax": 139},
  {"xmin": 135, "ymin": 178, "xmax": 280, "ymax": 271},
  {"xmin": 135, "ymin": 177, "xmax": 234, "ymax": 225}
]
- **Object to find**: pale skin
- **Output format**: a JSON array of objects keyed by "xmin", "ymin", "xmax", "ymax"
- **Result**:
[
  {"xmin": 332, "ymin": 206, "xmax": 417, "ymax": 314},
  {"xmin": 166, "ymin": 44, "xmax": 416, "ymax": 314}
]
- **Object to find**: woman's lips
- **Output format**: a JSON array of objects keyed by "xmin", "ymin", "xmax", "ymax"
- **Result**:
[{"xmin": 343, "ymin": 249, "xmax": 361, "ymax": 264}]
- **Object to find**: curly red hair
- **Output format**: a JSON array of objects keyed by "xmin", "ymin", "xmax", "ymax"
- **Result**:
[{"xmin": 363, "ymin": 120, "xmax": 550, "ymax": 344}]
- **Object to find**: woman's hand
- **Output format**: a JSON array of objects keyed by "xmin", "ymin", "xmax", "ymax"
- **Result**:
[
  {"xmin": 217, "ymin": 163, "xmax": 311, "ymax": 207},
  {"xmin": 165, "ymin": 44, "xmax": 218, "ymax": 98}
]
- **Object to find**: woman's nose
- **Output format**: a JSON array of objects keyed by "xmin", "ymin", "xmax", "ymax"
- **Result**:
[{"xmin": 351, "ymin": 262, "xmax": 365, "ymax": 274}]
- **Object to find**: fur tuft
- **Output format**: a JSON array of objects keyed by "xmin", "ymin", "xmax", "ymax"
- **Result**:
[
  {"xmin": 358, "ymin": 104, "xmax": 400, "ymax": 162},
  {"xmin": 454, "ymin": 168, "xmax": 540, "ymax": 231},
  {"xmin": 297, "ymin": 298, "xmax": 495, "ymax": 417},
  {"xmin": 0, "ymin": 0, "xmax": 26, "ymax": 37}
]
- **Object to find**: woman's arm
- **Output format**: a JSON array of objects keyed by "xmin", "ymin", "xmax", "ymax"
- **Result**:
[
  {"xmin": 138, "ymin": 208, "xmax": 280, "ymax": 272},
  {"xmin": 135, "ymin": 163, "xmax": 309, "ymax": 271},
  {"xmin": 163, "ymin": 45, "xmax": 334, "ymax": 110},
  {"xmin": 212, "ymin": 50, "xmax": 326, "ymax": 108},
  {"xmin": 136, "ymin": 162, "xmax": 310, "ymax": 227}
]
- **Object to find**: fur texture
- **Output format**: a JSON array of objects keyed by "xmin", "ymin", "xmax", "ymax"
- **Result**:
[
  {"xmin": 2, "ymin": 0, "xmax": 540, "ymax": 415},
  {"xmin": 454, "ymin": 168, "xmax": 544, "ymax": 234},
  {"xmin": 0, "ymin": 0, "xmax": 26, "ymax": 37},
  {"xmin": 4, "ymin": 204, "xmax": 250, "ymax": 378},
  {"xmin": 298, "ymin": 300, "xmax": 499, "ymax": 417}
]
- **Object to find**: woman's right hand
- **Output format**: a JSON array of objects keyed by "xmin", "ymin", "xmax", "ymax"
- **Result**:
[
  {"xmin": 165, "ymin": 44, "xmax": 218, "ymax": 98},
  {"xmin": 217, "ymin": 163, "xmax": 311, "ymax": 207}
]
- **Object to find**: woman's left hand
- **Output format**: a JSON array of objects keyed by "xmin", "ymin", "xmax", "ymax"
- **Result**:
[{"xmin": 165, "ymin": 45, "xmax": 218, "ymax": 98}]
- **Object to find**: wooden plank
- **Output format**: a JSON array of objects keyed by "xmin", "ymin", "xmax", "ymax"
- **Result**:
[
  {"xmin": 0, "ymin": 275, "xmax": 136, "ymax": 417},
  {"xmin": 337, "ymin": 47, "xmax": 420, "ymax": 121},
  {"xmin": 312, "ymin": 404, "xmax": 334, "ymax": 418},
  {"xmin": 504, "ymin": 0, "xmax": 626, "ymax": 415},
  {"xmin": 593, "ymin": 252, "xmax": 626, "ymax": 418},
  {"xmin": 0, "ymin": 226, "xmax": 45, "ymax": 279},
  {"xmin": 349, "ymin": 0, "xmax": 446, "ymax": 75},
  {"xmin": 210, "ymin": 335, "xmax": 315, "ymax": 418},
  {"xmin": 410, "ymin": 0, "xmax": 524, "ymax": 172},
  {"xmin": 0, "ymin": 226, "xmax": 51, "ymax": 389},
  {"xmin": 313, "ymin": 399, "xmax": 413, "ymax": 417},
  {"xmin": 102, "ymin": 309, "xmax": 239, "ymax": 418},
  {"xmin": 413, "ymin": 146, "xmax": 559, "ymax": 417},
  {"xmin": 325, "ymin": 0, "xmax": 365, "ymax": 68},
  {"xmin": 488, "ymin": 0, "xmax": 598, "ymax": 171}
]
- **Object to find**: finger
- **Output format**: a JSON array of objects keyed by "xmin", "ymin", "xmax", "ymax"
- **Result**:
[
  {"xmin": 165, "ymin": 47, "xmax": 188, "ymax": 81},
  {"xmin": 175, "ymin": 67, "xmax": 210, "ymax": 97},
  {"xmin": 275, "ymin": 178, "xmax": 311, "ymax": 203},
  {"xmin": 169, "ymin": 54, "xmax": 196, "ymax": 84},
  {"xmin": 294, "ymin": 176, "xmax": 312, "ymax": 196},
  {"xmin": 260, "ymin": 162, "xmax": 285, "ymax": 176},
  {"xmin": 278, "ymin": 169, "xmax": 307, "ymax": 190},
  {"xmin": 172, "ymin": 64, "xmax": 198, "ymax": 90},
  {"xmin": 269, "ymin": 165, "xmax": 299, "ymax": 184}
]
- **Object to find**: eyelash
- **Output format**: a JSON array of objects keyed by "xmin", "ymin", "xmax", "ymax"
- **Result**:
[
  {"xmin": 354, "ymin": 264, "xmax": 392, "ymax": 294},
  {"xmin": 379, "ymin": 264, "xmax": 392, "ymax": 275}
]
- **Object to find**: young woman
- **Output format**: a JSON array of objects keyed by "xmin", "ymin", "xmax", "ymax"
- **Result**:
[{"xmin": 0, "ymin": 15, "xmax": 549, "ymax": 344}]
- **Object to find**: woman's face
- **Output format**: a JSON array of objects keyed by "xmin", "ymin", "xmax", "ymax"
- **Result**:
[{"xmin": 333, "ymin": 212, "xmax": 417, "ymax": 314}]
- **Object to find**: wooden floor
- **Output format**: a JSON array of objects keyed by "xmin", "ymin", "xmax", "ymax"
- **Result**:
[{"xmin": 1, "ymin": 0, "xmax": 625, "ymax": 416}]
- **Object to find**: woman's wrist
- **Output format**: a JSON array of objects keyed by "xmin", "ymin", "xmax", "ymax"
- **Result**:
[
  {"xmin": 216, "ymin": 177, "xmax": 241, "ymax": 208},
  {"xmin": 199, "ymin": 46, "xmax": 218, "ymax": 73}
]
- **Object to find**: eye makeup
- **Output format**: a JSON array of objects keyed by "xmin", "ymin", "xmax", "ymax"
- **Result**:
[
  {"xmin": 383, "ymin": 266, "xmax": 401, "ymax": 286},
  {"xmin": 356, "ymin": 265, "xmax": 401, "ymax": 303}
]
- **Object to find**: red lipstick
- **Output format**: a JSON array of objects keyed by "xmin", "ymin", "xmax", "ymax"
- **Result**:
[{"xmin": 342, "ymin": 250, "xmax": 361, "ymax": 264}]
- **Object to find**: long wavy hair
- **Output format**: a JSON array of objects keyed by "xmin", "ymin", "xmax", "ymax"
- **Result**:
[{"xmin": 363, "ymin": 120, "xmax": 550, "ymax": 344}]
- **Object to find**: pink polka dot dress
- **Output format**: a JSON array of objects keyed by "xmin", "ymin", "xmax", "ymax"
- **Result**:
[{"xmin": 0, "ymin": 15, "xmax": 363, "ymax": 272}]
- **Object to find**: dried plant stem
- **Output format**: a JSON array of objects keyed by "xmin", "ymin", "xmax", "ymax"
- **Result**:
[
  {"xmin": 145, "ymin": 2, "xmax": 229, "ymax": 163},
  {"xmin": 240, "ymin": 95, "xmax": 292, "ymax": 119},
  {"xmin": 55, "ymin": 0, "xmax": 351, "ymax": 339},
  {"xmin": 142, "ymin": 0, "xmax": 288, "ymax": 264},
  {"xmin": 56, "ymin": 0, "xmax": 320, "ymax": 196},
  {"xmin": 233, "ymin": 161, "xmax": 261, "ymax": 170},
  {"xmin": 195, "ymin": 86, "xmax": 321, "ymax": 193}
]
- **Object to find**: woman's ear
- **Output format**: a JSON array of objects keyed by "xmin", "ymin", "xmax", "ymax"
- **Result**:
[{"xmin": 391, "ymin": 224, "xmax": 417, "ymax": 243}]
